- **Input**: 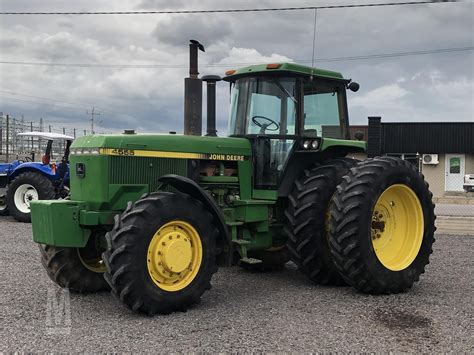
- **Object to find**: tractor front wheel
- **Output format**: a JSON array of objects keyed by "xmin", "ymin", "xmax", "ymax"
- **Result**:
[
  {"xmin": 102, "ymin": 192, "xmax": 218, "ymax": 315},
  {"xmin": 7, "ymin": 171, "xmax": 55, "ymax": 222},
  {"xmin": 0, "ymin": 193, "xmax": 8, "ymax": 216},
  {"xmin": 328, "ymin": 157, "xmax": 436, "ymax": 294},
  {"xmin": 39, "ymin": 232, "xmax": 109, "ymax": 293}
]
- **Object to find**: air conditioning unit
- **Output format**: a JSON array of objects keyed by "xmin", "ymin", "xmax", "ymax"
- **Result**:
[{"xmin": 422, "ymin": 154, "xmax": 439, "ymax": 165}]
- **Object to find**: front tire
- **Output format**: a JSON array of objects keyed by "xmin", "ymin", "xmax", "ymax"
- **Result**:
[
  {"xmin": 103, "ymin": 192, "xmax": 218, "ymax": 315},
  {"xmin": 39, "ymin": 232, "xmax": 109, "ymax": 293},
  {"xmin": 0, "ymin": 193, "xmax": 8, "ymax": 216},
  {"xmin": 7, "ymin": 171, "xmax": 55, "ymax": 222},
  {"xmin": 328, "ymin": 157, "xmax": 436, "ymax": 294}
]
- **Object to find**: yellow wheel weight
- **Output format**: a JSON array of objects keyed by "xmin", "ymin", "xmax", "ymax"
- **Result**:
[
  {"xmin": 147, "ymin": 220, "xmax": 203, "ymax": 292},
  {"xmin": 371, "ymin": 184, "xmax": 424, "ymax": 271}
]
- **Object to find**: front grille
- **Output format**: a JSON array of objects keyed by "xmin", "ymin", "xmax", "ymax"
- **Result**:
[{"xmin": 109, "ymin": 156, "xmax": 187, "ymax": 191}]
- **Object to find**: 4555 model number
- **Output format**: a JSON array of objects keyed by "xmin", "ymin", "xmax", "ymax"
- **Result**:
[{"xmin": 110, "ymin": 149, "xmax": 135, "ymax": 156}]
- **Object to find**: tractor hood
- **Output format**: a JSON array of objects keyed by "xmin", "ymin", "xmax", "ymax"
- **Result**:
[
  {"xmin": 0, "ymin": 162, "xmax": 13, "ymax": 176},
  {"xmin": 71, "ymin": 134, "xmax": 252, "ymax": 157},
  {"xmin": 0, "ymin": 160, "xmax": 22, "ymax": 175}
]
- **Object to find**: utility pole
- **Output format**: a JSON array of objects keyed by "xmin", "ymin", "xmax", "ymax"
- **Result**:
[
  {"xmin": 73, "ymin": 128, "xmax": 76, "ymax": 139},
  {"xmin": 6, "ymin": 114, "xmax": 9, "ymax": 163},
  {"xmin": 0, "ymin": 113, "xmax": 3, "ymax": 156},
  {"xmin": 39, "ymin": 117, "xmax": 43, "ymax": 151},
  {"xmin": 30, "ymin": 121, "xmax": 33, "ymax": 151},
  {"xmin": 86, "ymin": 107, "xmax": 101, "ymax": 135}
]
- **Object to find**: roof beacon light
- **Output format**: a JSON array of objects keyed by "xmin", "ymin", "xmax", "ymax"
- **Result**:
[
  {"xmin": 266, "ymin": 63, "xmax": 281, "ymax": 69},
  {"xmin": 225, "ymin": 69, "xmax": 236, "ymax": 76}
]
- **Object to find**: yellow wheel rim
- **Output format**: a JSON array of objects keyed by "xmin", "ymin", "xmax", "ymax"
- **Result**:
[
  {"xmin": 147, "ymin": 220, "xmax": 202, "ymax": 292},
  {"xmin": 371, "ymin": 184, "xmax": 424, "ymax": 271},
  {"xmin": 77, "ymin": 249, "xmax": 106, "ymax": 273}
]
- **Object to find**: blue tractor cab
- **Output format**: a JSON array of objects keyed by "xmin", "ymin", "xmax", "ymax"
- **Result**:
[{"xmin": 0, "ymin": 132, "xmax": 73, "ymax": 222}]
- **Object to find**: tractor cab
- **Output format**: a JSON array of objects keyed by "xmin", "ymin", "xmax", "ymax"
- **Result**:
[{"xmin": 224, "ymin": 63, "xmax": 360, "ymax": 188}]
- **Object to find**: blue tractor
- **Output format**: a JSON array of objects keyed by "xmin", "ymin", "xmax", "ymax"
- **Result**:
[{"xmin": 0, "ymin": 132, "xmax": 73, "ymax": 222}]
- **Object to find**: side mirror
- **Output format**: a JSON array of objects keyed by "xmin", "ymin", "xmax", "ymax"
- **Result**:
[
  {"xmin": 348, "ymin": 81, "xmax": 360, "ymax": 92},
  {"xmin": 354, "ymin": 131, "xmax": 364, "ymax": 141}
]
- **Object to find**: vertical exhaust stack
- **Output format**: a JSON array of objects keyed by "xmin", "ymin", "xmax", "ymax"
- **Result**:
[
  {"xmin": 202, "ymin": 75, "xmax": 222, "ymax": 137},
  {"xmin": 184, "ymin": 40, "xmax": 205, "ymax": 136}
]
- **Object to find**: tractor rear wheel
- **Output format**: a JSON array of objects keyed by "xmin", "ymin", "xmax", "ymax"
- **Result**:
[
  {"xmin": 102, "ymin": 192, "xmax": 218, "ymax": 315},
  {"xmin": 285, "ymin": 158, "xmax": 358, "ymax": 285},
  {"xmin": 327, "ymin": 156, "xmax": 436, "ymax": 294},
  {"xmin": 39, "ymin": 232, "xmax": 109, "ymax": 293},
  {"xmin": 7, "ymin": 171, "xmax": 55, "ymax": 222}
]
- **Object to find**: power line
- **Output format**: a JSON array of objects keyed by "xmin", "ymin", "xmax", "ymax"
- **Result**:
[
  {"xmin": 0, "ymin": 89, "xmax": 135, "ymax": 118},
  {"xmin": 0, "ymin": 47, "xmax": 472, "ymax": 69},
  {"xmin": 0, "ymin": 1, "xmax": 460, "ymax": 15},
  {"xmin": 0, "ymin": 90, "xmax": 97, "ymax": 110},
  {"xmin": 0, "ymin": 95, "xmax": 88, "ymax": 113}
]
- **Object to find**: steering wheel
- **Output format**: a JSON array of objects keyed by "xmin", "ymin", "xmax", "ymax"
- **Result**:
[
  {"xmin": 18, "ymin": 156, "xmax": 33, "ymax": 163},
  {"xmin": 251, "ymin": 115, "xmax": 280, "ymax": 134}
]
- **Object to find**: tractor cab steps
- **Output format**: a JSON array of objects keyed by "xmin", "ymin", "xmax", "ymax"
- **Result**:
[{"xmin": 226, "ymin": 221, "xmax": 263, "ymax": 264}]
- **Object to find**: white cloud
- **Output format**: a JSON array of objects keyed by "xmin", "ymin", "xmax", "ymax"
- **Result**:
[
  {"xmin": 217, "ymin": 47, "xmax": 292, "ymax": 65},
  {"xmin": 351, "ymin": 83, "xmax": 409, "ymax": 109}
]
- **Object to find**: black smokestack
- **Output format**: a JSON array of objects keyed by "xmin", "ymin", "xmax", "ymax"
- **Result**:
[
  {"xmin": 184, "ymin": 40, "xmax": 205, "ymax": 135},
  {"xmin": 202, "ymin": 75, "xmax": 221, "ymax": 137}
]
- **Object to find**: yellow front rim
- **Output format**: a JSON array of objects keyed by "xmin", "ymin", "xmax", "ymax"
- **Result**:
[
  {"xmin": 371, "ymin": 184, "xmax": 424, "ymax": 271},
  {"xmin": 147, "ymin": 220, "xmax": 203, "ymax": 292},
  {"xmin": 77, "ymin": 249, "xmax": 106, "ymax": 273}
]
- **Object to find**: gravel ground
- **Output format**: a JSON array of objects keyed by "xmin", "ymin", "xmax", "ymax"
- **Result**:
[{"xmin": 0, "ymin": 216, "xmax": 473, "ymax": 353}]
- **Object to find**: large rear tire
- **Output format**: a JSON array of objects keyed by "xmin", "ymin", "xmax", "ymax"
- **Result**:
[
  {"xmin": 327, "ymin": 157, "xmax": 436, "ymax": 294},
  {"xmin": 285, "ymin": 158, "xmax": 358, "ymax": 285},
  {"xmin": 39, "ymin": 232, "xmax": 109, "ymax": 293},
  {"xmin": 103, "ymin": 192, "xmax": 218, "ymax": 315},
  {"xmin": 7, "ymin": 171, "xmax": 55, "ymax": 222}
]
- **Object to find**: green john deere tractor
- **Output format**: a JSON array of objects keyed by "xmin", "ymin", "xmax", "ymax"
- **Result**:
[{"xmin": 31, "ymin": 44, "xmax": 435, "ymax": 316}]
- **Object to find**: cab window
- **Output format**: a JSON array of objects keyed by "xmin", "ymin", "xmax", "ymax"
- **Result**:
[
  {"xmin": 303, "ymin": 83, "xmax": 343, "ymax": 138},
  {"xmin": 229, "ymin": 77, "xmax": 297, "ymax": 136}
]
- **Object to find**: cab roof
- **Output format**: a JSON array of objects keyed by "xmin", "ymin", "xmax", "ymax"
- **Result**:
[{"xmin": 223, "ymin": 62, "xmax": 347, "ymax": 82}]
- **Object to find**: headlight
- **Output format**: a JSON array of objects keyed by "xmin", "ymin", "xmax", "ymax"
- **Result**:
[
  {"xmin": 303, "ymin": 140, "xmax": 311, "ymax": 149},
  {"xmin": 90, "ymin": 149, "xmax": 100, "ymax": 155},
  {"xmin": 311, "ymin": 140, "xmax": 319, "ymax": 149}
]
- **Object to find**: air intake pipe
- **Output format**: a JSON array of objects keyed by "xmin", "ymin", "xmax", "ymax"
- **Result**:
[
  {"xmin": 184, "ymin": 39, "xmax": 205, "ymax": 135},
  {"xmin": 202, "ymin": 75, "xmax": 222, "ymax": 136}
]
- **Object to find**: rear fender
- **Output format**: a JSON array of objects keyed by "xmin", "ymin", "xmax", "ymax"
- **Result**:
[{"xmin": 158, "ymin": 174, "xmax": 232, "ymax": 266}]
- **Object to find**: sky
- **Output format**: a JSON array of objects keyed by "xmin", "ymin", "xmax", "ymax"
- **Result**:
[{"xmin": 0, "ymin": 0, "xmax": 473, "ymax": 135}]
